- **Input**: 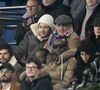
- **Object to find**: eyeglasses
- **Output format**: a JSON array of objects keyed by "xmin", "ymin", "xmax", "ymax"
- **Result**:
[
  {"xmin": 26, "ymin": 6, "xmax": 38, "ymax": 11},
  {"xmin": 26, "ymin": 66, "xmax": 38, "ymax": 70},
  {"xmin": 0, "ymin": 68, "xmax": 12, "ymax": 74},
  {"xmin": 53, "ymin": 44, "xmax": 66, "ymax": 49}
]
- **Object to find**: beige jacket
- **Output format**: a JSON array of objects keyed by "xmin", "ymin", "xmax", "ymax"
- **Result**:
[{"xmin": 41, "ymin": 54, "xmax": 77, "ymax": 90}]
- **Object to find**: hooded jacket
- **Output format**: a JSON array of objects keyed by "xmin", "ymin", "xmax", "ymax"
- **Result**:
[
  {"xmin": 14, "ymin": 23, "xmax": 51, "ymax": 63},
  {"xmin": 74, "ymin": 40, "xmax": 96, "ymax": 84}
]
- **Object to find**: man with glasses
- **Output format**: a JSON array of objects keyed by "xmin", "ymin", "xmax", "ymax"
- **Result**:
[
  {"xmin": 14, "ymin": 0, "xmax": 43, "ymax": 44},
  {"xmin": 20, "ymin": 57, "xmax": 53, "ymax": 90},
  {"xmin": 0, "ymin": 62, "xmax": 20, "ymax": 90}
]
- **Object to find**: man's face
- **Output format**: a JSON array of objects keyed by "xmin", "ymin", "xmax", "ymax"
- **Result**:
[
  {"xmin": 56, "ymin": 24, "xmax": 73, "ymax": 36},
  {"xmin": 80, "ymin": 51, "xmax": 90, "ymax": 63},
  {"xmin": 42, "ymin": 0, "xmax": 56, "ymax": 6},
  {"xmin": 86, "ymin": 0, "xmax": 97, "ymax": 7},
  {"xmin": 0, "ymin": 49, "xmax": 10, "ymax": 63},
  {"xmin": 0, "ymin": 68, "xmax": 14, "ymax": 83},
  {"xmin": 26, "ymin": 62, "xmax": 39, "ymax": 77},
  {"xmin": 26, "ymin": 0, "xmax": 39, "ymax": 16},
  {"xmin": 52, "ymin": 44, "xmax": 67, "ymax": 55},
  {"xmin": 94, "ymin": 25, "xmax": 100, "ymax": 38},
  {"xmin": 38, "ymin": 23, "xmax": 50, "ymax": 38}
]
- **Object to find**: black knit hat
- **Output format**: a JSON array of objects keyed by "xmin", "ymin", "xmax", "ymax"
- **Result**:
[
  {"xmin": 55, "ymin": 14, "xmax": 72, "ymax": 25},
  {"xmin": 91, "ymin": 17, "xmax": 100, "ymax": 26},
  {"xmin": 75, "ymin": 40, "xmax": 96, "ymax": 63},
  {"xmin": 0, "ymin": 62, "xmax": 14, "ymax": 72}
]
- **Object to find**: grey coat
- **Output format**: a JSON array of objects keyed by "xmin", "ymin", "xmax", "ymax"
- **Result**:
[{"xmin": 14, "ymin": 30, "xmax": 40, "ymax": 62}]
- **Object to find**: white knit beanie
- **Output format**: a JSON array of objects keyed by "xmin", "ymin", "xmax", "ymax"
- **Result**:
[{"xmin": 38, "ymin": 14, "xmax": 55, "ymax": 31}]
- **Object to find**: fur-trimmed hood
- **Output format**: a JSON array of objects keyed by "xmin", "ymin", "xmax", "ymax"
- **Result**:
[
  {"xmin": 20, "ymin": 69, "xmax": 49, "ymax": 82},
  {"xmin": 30, "ymin": 23, "xmax": 39, "ymax": 37}
]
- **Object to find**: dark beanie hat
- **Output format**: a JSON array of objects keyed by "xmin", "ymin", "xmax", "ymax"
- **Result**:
[
  {"xmin": 76, "ymin": 40, "xmax": 96, "ymax": 56},
  {"xmin": 91, "ymin": 17, "xmax": 100, "ymax": 26},
  {"xmin": 55, "ymin": 14, "xmax": 72, "ymax": 25},
  {"xmin": 0, "ymin": 62, "xmax": 14, "ymax": 72}
]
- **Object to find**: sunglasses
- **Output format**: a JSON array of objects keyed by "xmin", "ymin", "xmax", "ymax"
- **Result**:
[{"xmin": 53, "ymin": 44, "xmax": 66, "ymax": 49}]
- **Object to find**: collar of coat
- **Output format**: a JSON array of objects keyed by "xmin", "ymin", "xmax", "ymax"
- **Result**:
[{"xmin": 24, "ymin": 70, "xmax": 49, "ymax": 82}]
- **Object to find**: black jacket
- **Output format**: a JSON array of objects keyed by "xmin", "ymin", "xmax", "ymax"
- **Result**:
[
  {"xmin": 75, "ymin": 4, "xmax": 100, "ymax": 36},
  {"xmin": 74, "ymin": 40, "xmax": 96, "ymax": 84},
  {"xmin": 41, "ymin": 0, "xmax": 72, "ymax": 19},
  {"xmin": 20, "ymin": 75, "xmax": 53, "ymax": 90}
]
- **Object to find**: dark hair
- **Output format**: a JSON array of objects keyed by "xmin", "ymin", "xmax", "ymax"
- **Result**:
[
  {"xmin": 25, "ymin": 57, "xmax": 42, "ymax": 69},
  {"xmin": 75, "ymin": 40, "xmax": 96, "ymax": 63},
  {"xmin": 35, "ymin": 48, "xmax": 49, "ymax": 55},
  {"xmin": 0, "ymin": 44, "xmax": 13, "ymax": 57}
]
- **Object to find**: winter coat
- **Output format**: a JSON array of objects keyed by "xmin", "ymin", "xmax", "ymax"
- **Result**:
[
  {"xmin": 14, "ymin": 23, "xmax": 51, "ymax": 64},
  {"xmin": 14, "ymin": 30, "xmax": 40, "ymax": 61},
  {"xmin": 14, "ymin": 10, "xmax": 44, "ymax": 45},
  {"xmin": 41, "ymin": 0, "xmax": 72, "ymax": 19},
  {"xmin": 41, "ymin": 53, "xmax": 77, "ymax": 90},
  {"xmin": 57, "ymin": 31, "xmax": 80, "ymax": 61},
  {"xmin": 44, "ymin": 31, "xmax": 80, "ymax": 58},
  {"xmin": 76, "ymin": 4, "xmax": 100, "ymax": 36},
  {"xmin": 63, "ymin": 0, "xmax": 86, "ymax": 28},
  {"xmin": 0, "ymin": 81, "xmax": 20, "ymax": 90},
  {"xmin": 20, "ymin": 72, "xmax": 53, "ymax": 90},
  {"xmin": 74, "ymin": 40, "xmax": 96, "ymax": 84}
]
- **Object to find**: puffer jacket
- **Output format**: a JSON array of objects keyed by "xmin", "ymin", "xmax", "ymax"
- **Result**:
[{"xmin": 40, "ymin": 53, "xmax": 77, "ymax": 90}]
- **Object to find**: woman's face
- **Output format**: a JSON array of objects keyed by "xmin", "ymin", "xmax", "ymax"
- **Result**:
[
  {"xmin": 80, "ymin": 51, "xmax": 90, "ymax": 63},
  {"xmin": 94, "ymin": 25, "xmax": 100, "ymax": 38}
]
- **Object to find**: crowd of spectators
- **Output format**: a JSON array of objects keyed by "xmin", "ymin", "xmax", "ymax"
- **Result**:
[{"xmin": 0, "ymin": 0, "xmax": 100, "ymax": 90}]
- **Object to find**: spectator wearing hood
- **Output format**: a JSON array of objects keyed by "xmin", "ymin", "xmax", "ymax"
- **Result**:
[
  {"xmin": 14, "ymin": 0, "xmax": 43, "ymax": 44},
  {"xmin": 14, "ymin": 14, "xmax": 55, "ymax": 65},
  {"xmin": 73, "ymin": 40, "xmax": 96, "ymax": 88},
  {"xmin": 70, "ymin": 14, "xmax": 100, "ymax": 90}
]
